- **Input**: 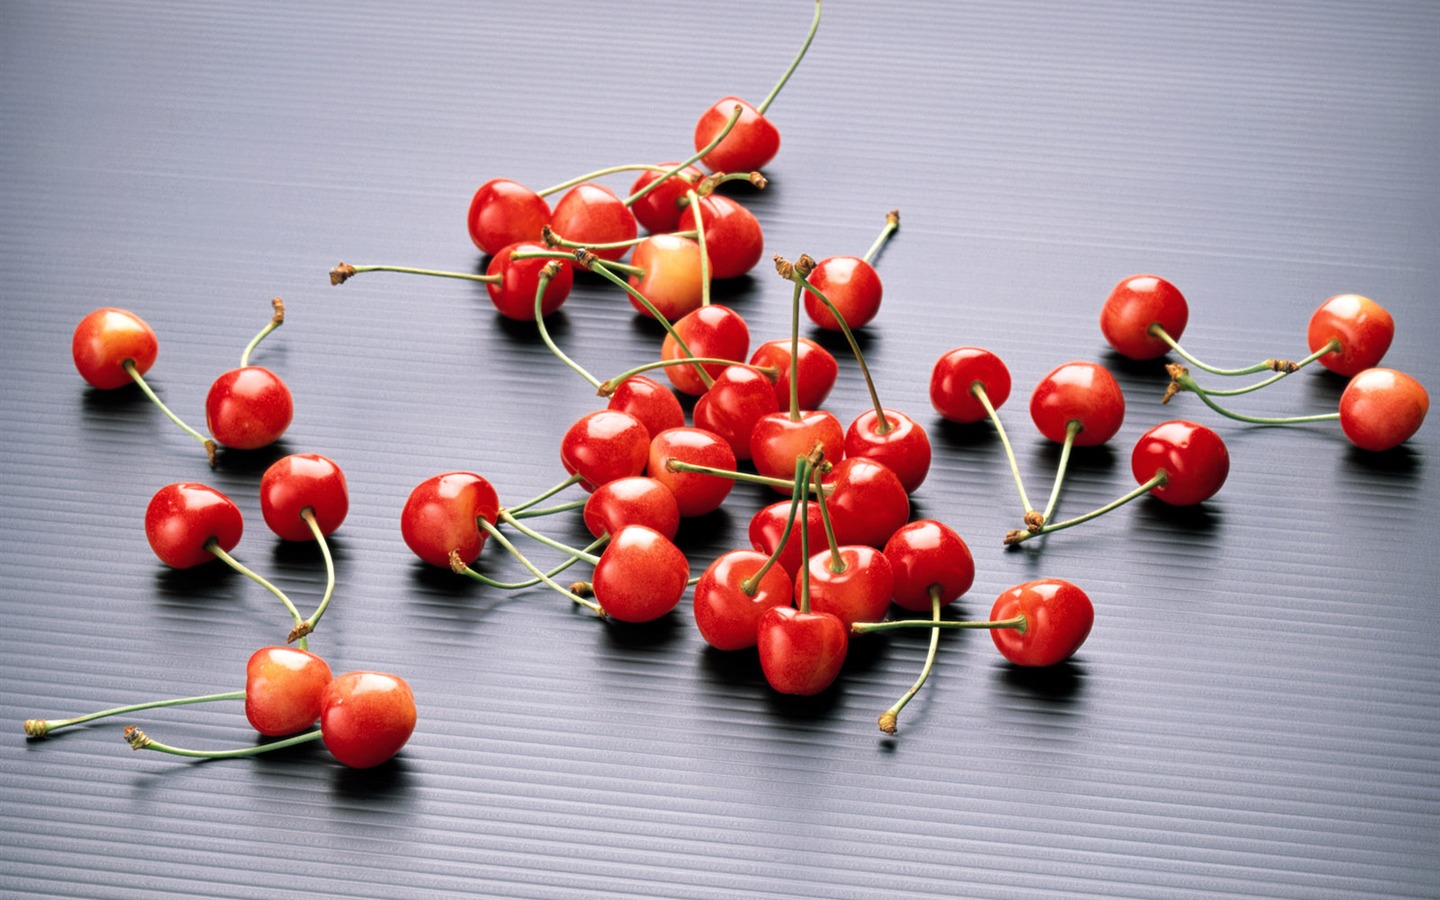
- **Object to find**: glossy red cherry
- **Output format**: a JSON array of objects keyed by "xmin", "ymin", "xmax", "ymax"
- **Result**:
[
  {"xmin": 549, "ymin": 183, "xmax": 637, "ymax": 263},
  {"xmin": 205, "ymin": 366, "xmax": 293, "ymax": 450},
  {"xmin": 756, "ymin": 606, "xmax": 848, "ymax": 696},
  {"xmin": 583, "ymin": 476, "xmax": 680, "ymax": 540},
  {"xmin": 606, "ymin": 375, "xmax": 685, "ymax": 439},
  {"xmin": 259, "ymin": 453, "xmax": 348, "ymax": 542},
  {"xmin": 560, "ymin": 409, "xmax": 651, "ymax": 492},
  {"xmin": 591, "ymin": 525, "xmax": 690, "ymax": 623},
  {"xmin": 1029, "ymin": 360, "xmax": 1125, "ymax": 446},
  {"xmin": 1131, "ymin": 420, "xmax": 1230, "ymax": 506},
  {"xmin": 319, "ymin": 671, "xmax": 417, "ymax": 769},
  {"xmin": 1100, "ymin": 274, "xmax": 1189, "ymax": 361},
  {"xmin": 244, "ymin": 646, "xmax": 334, "ymax": 737},
  {"xmin": 805, "ymin": 256, "xmax": 882, "ymax": 330},
  {"xmin": 400, "ymin": 472, "xmax": 500, "ymax": 568},
  {"xmin": 694, "ymin": 97, "xmax": 780, "ymax": 174},
  {"xmin": 749, "ymin": 410, "xmax": 844, "ymax": 490},
  {"xmin": 628, "ymin": 234, "xmax": 707, "ymax": 321},
  {"xmin": 72, "ymin": 307, "xmax": 158, "ymax": 390},
  {"xmin": 822, "ymin": 457, "xmax": 910, "ymax": 549},
  {"xmin": 629, "ymin": 162, "xmax": 703, "ymax": 234},
  {"xmin": 1307, "ymin": 294, "xmax": 1395, "ymax": 376},
  {"xmin": 750, "ymin": 337, "xmax": 838, "ymax": 410},
  {"xmin": 647, "ymin": 426, "xmax": 737, "ymax": 517},
  {"xmin": 693, "ymin": 549, "xmax": 794, "ymax": 651},
  {"xmin": 802, "ymin": 545, "xmax": 895, "ymax": 628},
  {"xmin": 660, "ymin": 304, "xmax": 751, "ymax": 396},
  {"xmin": 749, "ymin": 499, "xmax": 824, "ymax": 579},
  {"xmin": 989, "ymin": 579, "xmax": 1094, "ymax": 667},
  {"xmin": 676, "ymin": 194, "xmax": 764, "ymax": 279},
  {"xmin": 693, "ymin": 365, "xmax": 780, "ymax": 460},
  {"xmin": 844, "ymin": 408, "xmax": 931, "ymax": 494},
  {"xmin": 144, "ymin": 482, "xmax": 243, "ymax": 569},
  {"xmin": 1338, "ymin": 367, "xmax": 1429, "ymax": 451},
  {"xmin": 930, "ymin": 347, "xmax": 1012, "ymax": 423},
  {"xmin": 882, "ymin": 519, "xmax": 975, "ymax": 613},
  {"xmin": 467, "ymin": 178, "xmax": 551, "ymax": 257},
  {"xmin": 485, "ymin": 241, "xmax": 574, "ymax": 320}
]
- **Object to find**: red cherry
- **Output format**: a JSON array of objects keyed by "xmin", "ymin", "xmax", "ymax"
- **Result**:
[
  {"xmin": 750, "ymin": 337, "xmax": 838, "ymax": 410},
  {"xmin": 693, "ymin": 549, "xmax": 794, "ymax": 651},
  {"xmin": 882, "ymin": 519, "xmax": 975, "ymax": 613},
  {"xmin": 692, "ymin": 365, "xmax": 780, "ymax": 460},
  {"xmin": 1307, "ymin": 294, "xmax": 1395, "ymax": 376},
  {"xmin": 802, "ymin": 545, "xmax": 895, "ymax": 628},
  {"xmin": 756, "ymin": 606, "xmax": 849, "ymax": 696},
  {"xmin": 485, "ymin": 241, "xmax": 574, "ymax": 320},
  {"xmin": 244, "ymin": 646, "xmax": 333, "ymax": 737},
  {"xmin": 676, "ymin": 194, "xmax": 764, "ymax": 279},
  {"xmin": 560, "ymin": 409, "xmax": 651, "ymax": 492},
  {"xmin": 1130, "ymin": 420, "xmax": 1230, "ymax": 506},
  {"xmin": 749, "ymin": 410, "xmax": 844, "ymax": 490},
  {"xmin": 1338, "ymin": 367, "xmax": 1429, "ymax": 451},
  {"xmin": 144, "ymin": 482, "xmax": 243, "ymax": 569},
  {"xmin": 1099, "ymin": 274, "xmax": 1189, "ymax": 361},
  {"xmin": 628, "ymin": 234, "xmax": 708, "ymax": 322},
  {"xmin": 694, "ymin": 97, "xmax": 781, "ymax": 173},
  {"xmin": 844, "ymin": 408, "xmax": 931, "ymax": 493},
  {"xmin": 629, "ymin": 162, "xmax": 703, "ymax": 234},
  {"xmin": 72, "ymin": 307, "xmax": 158, "ymax": 390},
  {"xmin": 822, "ymin": 457, "xmax": 910, "ymax": 549},
  {"xmin": 647, "ymin": 426, "xmax": 737, "ymax": 517},
  {"xmin": 582, "ymin": 476, "xmax": 681, "ymax": 540},
  {"xmin": 204, "ymin": 366, "xmax": 293, "ymax": 450},
  {"xmin": 467, "ymin": 178, "xmax": 551, "ymax": 257},
  {"xmin": 749, "ymin": 499, "xmax": 824, "ymax": 579},
  {"xmin": 805, "ymin": 256, "xmax": 883, "ymax": 330},
  {"xmin": 590, "ymin": 525, "xmax": 690, "ymax": 623},
  {"xmin": 400, "ymin": 472, "xmax": 500, "ymax": 568},
  {"xmin": 660, "ymin": 304, "xmax": 751, "ymax": 396},
  {"xmin": 319, "ymin": 671, "xmax": 417, "ymax": 769},
  {"xmin": 606, "ymin": 375, "xmax": 685, "ymax": 439},
  {"xmin": 1029, "ymin": 361, "xmax": 1125, "ymax": 446},
  {"xmin": 549, "ymin": 183, "xmax": 638, "ymax": 262},
  {"xmin": 989, "ymin": 579, "xmax": 1094, "ymax": 667},
  {"xmin": 930, "ymin": 347, "xmax": 1012, "ymax": 424},
  {"xmin": 259, "ymin": 453, "xmax": 349, "ymax": 542}
]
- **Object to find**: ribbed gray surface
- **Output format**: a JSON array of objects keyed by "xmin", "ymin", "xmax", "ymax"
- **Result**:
[{"xmin": 3, "ymin": 2, "xmax": 1438, "ymax": 898}]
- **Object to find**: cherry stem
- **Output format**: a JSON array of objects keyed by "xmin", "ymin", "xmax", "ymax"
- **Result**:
[
  {"xmin": 972, "ymin": 383, "xmax": 1037, "ymax": 522},
  {"xmin": 328, "ymin": 262, "xmax": 499, "ymax": 286},
  {"xmin": 122, "ymin": 360, "xmax": 218, "ymax": 467},
  {"xmin": 526, "ymin": 263, "xmax": 604, "ymax": 390},
  {"xmin": 739, "ymin": 459, "xmax": 811, "ymax": 595},
  {"xmin": 786, "ymin": 277, "xmax": 804, "ymax": 420},
  {"xmin": 204, "ymin": 539, "xmax": 307, "ymax": 643},
  {"xmin": 852, "ymin": 612, "xmax": 1027, "ymax": 636},
  {"xmin": 539, "ymin": 163, "xmax": 675, "ymax": 200},
  {"xmin": 124, "ymin": 724, "xmax": 323, "ymax": 759},
  {"xmin": 506, "ymin": 498, "xmax": 587, "ymax": 519},
  {"xmin": 807, "ymin": 455, "xmax": 847, "ymax": 573},
  {"xmin": 597, "ymin": 359, "xmax": 773, "ymax": 396},
  {"xmin": 541, "ymin": 226, "xmax": 661, "ymax": 255},
  {"xmin": 861, "ymin": 210, "xmax": 900, "ymax": 267},
  {"xmin": 24, "ymin": 690, "xmax": 245, "ymax": 738},
  {"xmin": 796, "ymin": 457, "xmax": 816, "ymax": 614},
  {"xmin": 1167, "ymin": 340, "xmax": 1338, "ymax": 401},
  {"xmin": 1005, "ymin": 472, "xmax": 1167, "ymax": 545},
  {"xmin": 239, "ymin": 297, "xmax": 285, "ymax": 368},
  {"xmin": 477, "ymin": 519, "xmax": 604, "ymax": 615},
  {"xmin": 622, "ymin": 104, "xmax": 745, "ymax": 206},
  {"xmin": 582, "ymin": 256, "xmax": 714, "ymax": 389},
  {"xmin": 506, "ymin": 472, "xmax": 584, "ymax": 516},
  {"xmin": 756, "ymin": 0, "xmax": 823, "ymax": 116},
  {"xmin": 685, "ymin": 188, "xmax": 713, "ymax": 307},
  {"xmin": 452, "ymin": 536, "xmax": 608, "ymax": 590},
  {"xmin": 876, "ymin": 588, "xmax": 942, "ymax": 735},
  {"xmin": 498, "ymin": 510, "xmax": 603, "ymax": 565},
  {"xmin": 1168, "ymin": 367, "xmax": 1341, "ymax": 425},
  {"xmin": 788, "ymin": 258, "xmax": 888, "ymax": 432},
  {"xmin": 664, "ymin": 458, "xmax": 826, "ymax": 493},
  {"xmin": 287, "ymin": 508, "xmax": 335, "ymax": 645},
  {"xmin": 1038, "ymin": 419, "xmax": 1082, "ymax": 529},
  {"xmin": 1150, "ymin": 324, "xmax": 1304, "ymax": 377}
]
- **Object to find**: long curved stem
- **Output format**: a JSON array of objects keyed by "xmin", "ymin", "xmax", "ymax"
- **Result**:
[
  {"xmin": 454, "ymin": 536, "xmax": 608, "ymax": 590},
  {"xmin": 585, "ymin": 256, "xmax": 713, "ymax": 389},
  {"xmin": 862, "ymin": 210, "xmax": 899, "ymax": 266},
  {"xmin": 125, "ymin": 725, "xmax": 323, "ymax": 759},
  {"xmin": 239, "ymin": 297, "xmax": 285, "ymax": 368},
  {"xmin": 477, "ymin": 519, "xmax": 603, "ymax": 616},
  {"xmin": 756, "ymin": 0, "xmax": 823, "ymax": 115},
  {"xmin": 507, "ymin": 472, "xmax": 584, "ymax": 516},
  {"xmin": 1039, "ymin": 420, "xmax": 1081, "ymax": 528},
  {"xmin": 876, "ymin": 589, "xmax": 943, "ymax": 735},
  {"xmin": 25, "ymin": 691, "xmax": 245, "ymax": 738},
  {"xmin": 623, "ymin": 104, "xmax": 744, "ymax": 207},
  {"xmin": 123, "ymin": 361, "xmax": 217, "ymax": 467},
  {"xmin": 973, "ymin": 383, "xmax": 1036, "ymax": 520},
  {"xmin": 498, "ymin": 510, "xmax": 603, "ymax": 566},
  {"xmin": 328, "ymin": 263, "xmax": 499, "ymax": 285},
  {"xmin": 531, "ymin": 263, "xmax": 603, "ymax": 390},
  {"xmin": 506, "ymin": 498, "xmax": 587, "ymax": 519},
  {"xmin": 597, "ymin": 358, "xmax": 774, "ymax": 395},
  {"xmin": 811, "ymin": 457, "xmax": 845, "ymax": 574},
  {"xmin": 791, "ymin": 267, "xmax": 887, "ymax": 431},
  {"xmin": 1005, "ymin": 473, "xmax": 1166, "ymax": 545},
  {"xmin": 205, "ymin": 540, "xmax": 306, "ymax": 642},
  {"xmin": 686, "ymin": 188, "xmax": 713, "ymax": 308},
  {"xmin": 288, "ymin": 509, "xmax": 335, "ymax": 645},
  {"xmin": 1169, "ymin": 367, "xmax": 1341, "ymax": 425},
  {"xmin": 740, "ymin": 461, "xmax": 811, "ymax": 594},
  {"xmin": 852, "ymin": 613, "xmax": 1027, "ymax": 636}
]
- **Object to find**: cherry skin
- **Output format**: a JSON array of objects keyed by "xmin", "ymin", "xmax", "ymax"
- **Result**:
[
  {"xmin": 802, "ymin": 545, "xmax": 895, "ymax": 628},
  {"xmin": 145, "ymin": 482, "xmax": 244, "ymax": 569},
  {"xmin": 1029, "ymin": 360, "xmax": 1125, "ymax": 446},
  {"xmin": 319, "ymin": 671, "xmax": 417, "ymax": 769},
  {"xmin": 1100, "ymin": 274, "xmax": 1189, "ymax": 361},
  {"xmin": 882, "ymin": 519, "xmax": 975, "ymax": 613},
  {"xmin": 628, "ymin": 234, "xmax": 708, "ymax": 322},
  {"xmin": 692, "ymin": 365, "xmax": 779, "ymax": 461},
  {"xmin": 750, "ymin": 337, "xmax": 838, "ymax": 410},
  {"xmin": 606, "ymin": 375, "xmax": 685, "ymax": 439},
  {"xmin": 1130, "ymin": 420, "xmax": 1230, "ymax": 506},
  {"xmin": 400, "ymin": 472, "xmax": 501, "ymax": 568},
  {"xmin": 756, "ymin": 606, "xmax": 849, "ymax": 696},
  {"xmin": 485, "ymin": 241, "xmax": 574, "ymax": 320},
  {"xmin": 205, "ymin": 366, "xmax": 293, "ymax": 450},
  {"xmin": 582, "ymin": 476, "xmax": 681, "ymax": 541},
  {"xmin": 560, "ymin": 409, "xmax": 651, "ymax": 492},
  {"xmin": 660, "ymin": 304, "xmax": 751, "ymax": 396},
  {"xmin": 549, "ymin": 183, "xmax": 637, "ymax": 263},
  {"xmin": 805, "ymin": 256, "xmax": 883, "ymax": 330},
  {"xmin": 930, "ymin": 347, "xmax": 1012, "ymax": 424},
  {"xmin": 244, "ymin": 646, "xmax": 334, "ymax": 737},
  {"xmin": 749, "ymin": 410, "xmax": 845, "ymax": 490},
  {"xmin": 1338, "ymin": 367, "xmax": 1429, "ymax": 451},
  {"xmin": 749, "ymin": 499, "xmax": 823, "ymax": 580},
  {"xmin": 72, "ymin": 307, "xmax": 159, "ymax": 390},
  {"xmin": 693, "ymin": 549, "xmax": 794, "ymax": 651},
  {"xmin": 676, "ymin": 194, "xmax": 764, "ymax": 280},
  {"xmin": 844, "ymin": 408, "xmax": 932, "ymax": 494},
  {"xmin": 989, "ymin": 578, "xmax": 1095, "ymax": 667},
  {"xmin": 1307, "ymin": 294, "xmax": 1395, "ymax": 376},
  {"xmin": 629, "ymin": 162, "xmax": 703, "ymax": 234},
  {"xmin": 822, "ymin": 457, "xmax": 911, "ymax": 549},
  {"xmin": 647, "ymin": 426, "xmax": 737, "ymax": 518},
  {"xmin": 259, "ymin": 453, "xmax": 349, "ymax": 542},
  {"xmin": 591, "ymin": 525, "xmax": 690, "ymax": 623},
  {"xmin": 694, "ymin": 96, "xmax": 780, "ymax": 173},
  {"xmin": 467, "ymin": 178, "xmax": 551, "ymax": 257}
]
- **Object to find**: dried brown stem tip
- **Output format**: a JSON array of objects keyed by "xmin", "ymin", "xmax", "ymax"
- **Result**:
[
  {"xmin": 123, "ymin": 724, "xmax": 150, "ymax": 750},
  {"xmin": 1268, "ymin": 358, "xmax": 1298, "ymax": 373},
  {"xmin": 573, "ymin": 249, "xmax": 598, "ymax": 271},
  {"xmin": 886, "ymin": 209, "xmax": 900, "ymax": 228},
  {"xmin": 330, "ymin": 263, "xmax": 356, "ymax": 285},
  {"xmin": 204, "ymin": 438, "xmax": 218, "ymax": 468},
  {"xmin": 448, "ymin": 550, "xmax": 468, "ymax": 575},
  {"xmin": 23, "ymin": 719, "xmax": 48, "ymax": 738},
  {"xmin": 287, "ymin": 622, "xmax": 313, "ymax": 644},
  {"xmin": 773, "ymin": 254, "xmax": 795, "ymax": 280},
  {"xmin": 1003, "ymin": 529, "xmax": 1027, "ymax": 545},
  {"xmin": 569, "ymin": 581, "xmax": 595, "ymax": 598},
  {"xmin": 748, "ymin": 172, "xmax": 768, "ymax": 189},
  {"xmin": 541, "ymin": 224, "xmax": 560, "ymax": 247},
  {"xmin": 878, "ymin": 711, "xmax": 898, "ymax": 735},
  {"xmin": 1024, "ymin": 510, "xmax": 1045, "ymax": 532},
  {"xmin": 270, "ymin": 296, "xmax": 286, "ymax": 324}
]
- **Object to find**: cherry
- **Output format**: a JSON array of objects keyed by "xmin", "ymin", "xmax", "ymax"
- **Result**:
[
  {"xmin": 844, "ymin": 408, "xmax": 931, "ymax": 494},
  {"xmin": 590, "ymin": 524, "xmax": 690, "ymax": 623},
  {"xmin": 676, "ymin": 194, "xmax": 764, "ymax": 279},
  {"xmin": 1338, "ymin": 367, "xmax": 1429, "ymax": 451},
  {"xmin": 145, "ymin": 482, "xmax": 243, "ymax": 569},
  {"xmin": 647, "ymin": 425, "xmax": 737, "ymax": 517},
  {"xmin": 627, "ymin": 234, "xmax": 708, "ymax": 322},
  {"xmin": 749, "ymin": 409, "xmax": 844, "ymax": 490},
  {"xmin": 548, "ymin": 183, "xmax": 638, "ymax": 263},
  {"xmin": 467, "ymin": 178, "xmax": 551, "ymax": 256},
  {"xmin": 205, "ymin": 365, "xmax": 293, "ymax": 450},
  {"xmin": 400, "ymin": 471, "xmax": 501, "ymax": 568},
  {"xmin": 1029, "ymin": 360, "xmax": 1125, "ymax": 447},
  {"xmin": 749, "ymin": 499, "xmax": 824, "ymax": 579},
  {"xmin": 628, "ymin": 162, "xmax": 703, "ymax": 234},
  {"xmin": 1099, "ymin": 273, "xmax": 1189, "ymax": 361},
  {"xmin": 582, "ymin": 476, "xmax": 681, "ymax": 541},
  {"xmin": 692, "ymin": 365, "xmax": 779, "ymax": 460},
  {"xmin": 756, "ymin": 606, "xmax": 848, "ymax": 696},
  {"xmin": 1130, "ymin": 419, "xmax": 1231, "ymax": 507},
  {"xmin": 606, "ymin": 375, "xmax": 686, "ymax": 438},
  {"xmin": 1307, "ymin": 294, "xmax": 1395, "ymax": 377},
  {"xmin": 929, "ymin": 347, "xmax": 1012, "ymax": 424},
  {"xmin": 882, "ymin": 519, "xmax": 975, "ymax": 613},
  {"xmin": 72, "ymin": 307, "xmax": 158, "ymax": 390},
  {"xmin": 319, "ymin": 671, "xmax": 417, "ymax": 769},
  {"xmin": 802, "ymin": 544, "xmax": 895, "ymax": 628},
  {"xmin": 802, "ymin": 211, "xmax": 898, "ymax": 331},
  {"xmin": 259, "ymin": 453, "xmax": 349, "ymax": 542},
  {"xmin": 660, "ymin": 304, "xmax": 751, "ymax": 396},
  {"xmin": 822, "ymin": 457, "xmax": 910, "ymax": 549},
  {"xmin": 560, "ymin": 409, "xmax": 651, "ymax": 492},
  {"xmin": 750, "ymin": 337, "xmax": 838, "ymax": 411},
  {"xmin": 485, "ymin": 241, "xmax": 574, "ymax": 320},
  {"xmin": 989, "ymin": 579, "xmax": 1095, "ymax": 667},
  {"xmin": 693, "ymin": 549, "xmax": 794, "ymax": 651},
  {"xmin": 244, "ymin": 646, "xmax": 333, "ymax": 737}
]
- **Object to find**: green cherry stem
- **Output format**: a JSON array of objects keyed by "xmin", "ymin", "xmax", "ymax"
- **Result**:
[
  {"xmin": 539, "ymin": 163, "xmax": 673, "ymax": 199},
  {"xmin": 739, "ymin": 457, "xmax": 811, "ymax": 595},
  {"xmin": 204, "ymin": 539, "xmax": 307, "ymax": 647},
  {"xmin": 1037, "ymin": 419, "xmax": 1082, "ymax": 530},
  {"xmin": 852, "ymin": 612, "xmax": 1027, "ymax": 636},
  {"xmin": 787, "ymin": 254, "xmax": 888, "ymax": 432},
  {"xmin": 450, "ymin": 536, "xmax": 608, "ymax": 590},
  {"xmin": 579, "ymin": 252, "xmax": 714, "ymax": 389},
  {"xmin": 685, "ymin": 188, "xmax": 713, "ymax": 307},
  {"xmin": 498, "ymin": 510, "xmax": 603, "ymax": 566},
  {"xmin": 123, "ymin": 360, "xmax": 218, "ymax": 467},
  {"xmin": 506, "ymin": 498, "xmax": 587, "ymax": 520},
  {"xmin": 875, "ymin": 588, "xmax": 943, "ymax": 736},
  {"xmin": 1167, "ymin": 366, "xmax": 1340, "ymax": 426},
  {"xmin": 125, "ymin": 724, "xmax": 323, "ymax": 759},
  {"xmin": 25, "ymin": 691, "xmax": 246, "ymax": 738},
  {"xmin": 623, "ymin": 104, "xmax": 745, "ymax": 207},
  {"xmin": 541, "ymin": 226, "xmax": 678, "ymax": 255},
  {"xmin": 329, "ymin": 262, "xmax": 498, "ymax": 286},
  {"xmin": 972, "ymin": 382, "xmax": 1038, "ymax": 524},
  {"xmin": 476, "ymin": 519, "xmax": 604, "ymax": 616},
  {"xmin": 1150, "ymin": 324, "xmax": 1303, "ymax": 377},
  {"xmin": 811, "ymin": 454, "xmax": 846, "ymax": 574},
  {"xmin": 530, "ymin": 262, "xmax": 604, "ymax": 390},
  {"xmin": 506, "ymin": 472, "xmax": 585, "ymax": 516},
  {"xmin": 597, "ymin": 359, "xmax": 775, "ymax": 395},
  {"xmin": 287, "ymin": 508, "xmax": 335, "ymax": 645},
  {"xmin": 756, "ymin": 0, "xmax": 823, "ymax": 116},
  {"xmin": 795, "ymin": 457, "xmax": 816, "ymax": 614},
  {"xmin": 664, "ymin": 458, "xmax": 827, "ymax": 493},
  {"xmin": 862, "ymin": 210, "xmax": 900, "ymax": 266},
  {"xmin": 1004, "ymin": 473, "xmax": 1167, "ymax": 545},
  {"xmin": 777, "ymin": 259, "xmax": 806, "ymax": 420},
  {"xmin": 239, "ymin": 297, "xmax": 285, "ymax": 368}
]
